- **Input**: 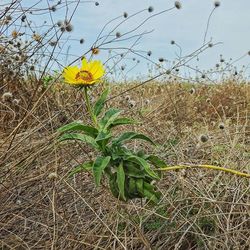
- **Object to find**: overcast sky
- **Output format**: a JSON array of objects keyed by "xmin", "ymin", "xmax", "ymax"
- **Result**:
[
  {"xmin": 63, "ymin": 0, "xmax": 250, "ymax": 79},
  {"xmin": 4, "ymin": 0, "xmax": 250, "ymax": 79}
]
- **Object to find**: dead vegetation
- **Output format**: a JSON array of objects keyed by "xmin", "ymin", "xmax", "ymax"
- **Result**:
[
  {"xmin": 1, "ymin": 0, "xmax": 250, "ymax": 248},
  {"xmin": 1, "ymin": 80, "xmax": 249, "ymax": 249}
]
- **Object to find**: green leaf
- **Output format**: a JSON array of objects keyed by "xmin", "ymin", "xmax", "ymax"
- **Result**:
[
  {"xmin": 68, "ymin": 161, "xmax": 93, "ymax": 177},
  {"xmin": 110, "ymin": 146, "xmax": 132, "ymax": 161},
  {"xmin": 116, "ymin": 161, "xmax": 126, "ymax": 201},
  {"xmin": 146, "ymin": 155, "xmax": 166, "ymax": 178},
  {"xmin": 126, "ymin": 156, "xmax": 160, "ymax": 180},
  {"xmin": 143, "ymin": 188, "xmax": 160, "ymax": 204},
  {"xmin": 100, "ymin": 108, "xmax": 122, "ymax": 131},
  {"xmin": 109, "ymin": 117, "xmax": 137, "ymax": 128},
  {"xmin": 93, "ymin": 156, "xmax": 111, "ymax": 187},
  {"xmin": 135, "ymin": 178, "xmax": 144, "ymax": 195},
  {"xmin": 136, "ymin": 150, "xmax": 148, "ymax": 159},
  {"xmin": 57, "ymin": 121, "xmax": 98, "ymax": 138},
  {"xmin": 128, "ymin": 178, "xmax": 138, "ymax": 198},
  {"xmin": 112, "ymin": 132, "xmax": 155, "ymax": 146},
  {"xmin": 58, "ymin": 133, "xmax": 99, "ymax": 149},
  {"xmin": 124, "ymin": 162, "xmax": 145, "ymax": 178},
  {"xmin": 93, "ymin": 88, "xmax": 109, "ymax": 117},
  {"xmin": 95, "ymin": 131, "xmax": 112, "ymax": 147},
  {"xmin": 146, "ymin": 155, "xmax": 166, "ymax": 168},
  {"xmin": 143, "ymin": 181, "xmax": 161, "ymax": 203},
  {"xmin": 109, "ymin": 174, "xmax": 119, "ymax": 198}
]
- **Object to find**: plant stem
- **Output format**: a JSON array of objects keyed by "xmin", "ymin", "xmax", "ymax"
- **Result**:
[
  {"xmin": 159, "ymin": 164, "xmax": 250, "ymax": 178},
  {"xmin": 83, "ymin": 87, "xmax": 98, "ymax": 127}
]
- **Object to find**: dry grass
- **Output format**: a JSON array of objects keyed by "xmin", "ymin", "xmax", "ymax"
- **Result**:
[{"xmin": 1, "ymin": 80, "xmax": 249, "ymax": 249}]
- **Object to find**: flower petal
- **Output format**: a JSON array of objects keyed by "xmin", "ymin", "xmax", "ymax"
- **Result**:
[
  {"xmin": 63, "ymin": 66, "xmax": 80, "ymax": 83},
  {"xmin": 81, "ymin": 58, "xmax": 89, "ymax": 71}
]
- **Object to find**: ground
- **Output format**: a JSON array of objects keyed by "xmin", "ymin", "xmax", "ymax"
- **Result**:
[{"xmin": 0, "ymin": 81, "xmax": 249, "ymax": 249}]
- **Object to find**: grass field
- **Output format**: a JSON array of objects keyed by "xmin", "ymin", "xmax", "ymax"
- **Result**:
[
  {"xmin": 1, "ymin": 80, "xmax": 249, "ymax": 249},
  {"xmin": 1, "ymin": 1, "xmax": 250, "ymax": 249}
]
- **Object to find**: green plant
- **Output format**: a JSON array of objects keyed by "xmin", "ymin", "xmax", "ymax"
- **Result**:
[
  {"xmin": 42, "ymin": 70, "xmax": 60, "ymax": 87},
  {"xmin": 58, "ymin": 87, "xmax": 165, "ymax": 203}
]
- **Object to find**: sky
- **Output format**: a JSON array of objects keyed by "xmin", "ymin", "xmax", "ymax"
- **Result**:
[{"xmin": 3, "ymin": 0, "xmax": 250, "ymax": 79}]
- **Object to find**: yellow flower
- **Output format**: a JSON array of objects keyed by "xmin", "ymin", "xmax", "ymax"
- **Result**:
[{"xmin": 63, "ymin": 58, "xmax": 105, "ymax": 86}]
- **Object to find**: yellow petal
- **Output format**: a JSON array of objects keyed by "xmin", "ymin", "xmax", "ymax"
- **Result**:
[
  {"xmin": 90, "ymin": 61, "xmax": 105, "ymax": 78},
  {"xmin": 81, "ymin": 58, "xmax": 89, "ymax": 71},
  {"xmin": 63, "ymin": 66, "xmax": 80, "ymax": 83},
  {"xmin": 93, "ymin": 68, "xmax": 105, "ymax": 79}
]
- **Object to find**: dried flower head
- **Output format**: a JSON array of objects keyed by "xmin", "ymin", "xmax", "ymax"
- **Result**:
[
  {"xmin": 91, "ymin": 47, "xmax": 100, "ymax": 55},
  {"xmin": 199, "ymin": 134, "xmax": 209, "ymax": 143},
  {"xmin": 128, "ymin": 100, "xmax": 136, "ymax": 108},
  {"xmin": 13, "ymin": 98, "xmax": 21, "ymax": 105},
  {"xmin": 175, "ymin": 1, "xmax": 182, "ymax": 9},
  {"xmin": 6, "ymin": 15, "xmax": 12, "ymax": 21},
  {"xmin": 32, "ymin": 33, "xmax": 41, "ymax": 42},
  {"xmin": 65, "ymin": 23, "xmax": 73, "ymax": 32},
  {"xmin": 30, "ymin": 65, "xmax": 35, "ymax": 71},
  {"xmin": 125, "ymin": 95, "xmax": 131, "ymax": 101},
  {"xmin": 214, "ymin": 1, "xmax": 220, "ymax": 7},
  {"xmin": 21, "ymin": 15, "xmax": 26, "ymax": 22},
  {"xmin": 116, "ymin": 32, "xmax": 121, "ymax": 38},
  {"xmin": 190, "ymin": 88, "xmax": 195, "ymax": 94},
  {"xmin": 48, "ymin": 172, "xmax": 58, "ymax": 180},
  {"xmin": 50, "ymin": 5, "xmax": 57, "ymax": 12},
  {"xmin": 11, "ymin": 30, "xmax": 18, "ymax": 39},
  {"xmin": 57, "ymin": 20, "xmax": 63, "ymax": 27},
  {"xmin": 218, "ymin": 122, "xmax": 225, "ymax": 130},
  {"xmin": 2, "ymin": 92, "xmax": 13, "ymax": 102},
  {"xmin": 148, "ymin": 6, "xmax": 154, "ymax": 13},
  {"xmin": 48, "ymin": 41, "xmax": 56, "ymax": 47}
]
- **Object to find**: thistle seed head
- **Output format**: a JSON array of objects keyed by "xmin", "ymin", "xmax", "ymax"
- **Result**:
[
  {"xmin": 214, "ymin": 1, "xmax": 220, "ymax": 7},
  {"xmin": 218, "ymin": 122, "xmax": 225, "ymax": 130},
  {"xmin": 65, "ymin": 23, "xmax": 73, "ymax": 32},
  {"xmin": 115, "ymin": 32, "xmax": 121, "ymax": 38},
  {"xmin": 128, "ymin": 100, "xmax": 136, "ymax": 108},
  {"xmin": 199, "ymin": 134, "xmax": 209, "ymax": 143},
  {"xmin": 175, "ymin": 1, "xmax": 182, "ymax": 9},
  {"xmin": 148, "ymin": 6, "xmax": 154, "ymax": 13},
  {"xmin": 2, "ymin": 92, "xmax": 13, "ymax": 102}
]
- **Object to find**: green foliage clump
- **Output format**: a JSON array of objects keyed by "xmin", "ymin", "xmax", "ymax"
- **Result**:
[{"xmin": 58, "ymin": 88, "xmax": 166, "ymax": 203}]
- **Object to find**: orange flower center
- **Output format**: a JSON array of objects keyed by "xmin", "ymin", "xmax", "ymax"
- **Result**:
[{"xmin": 75, "ymin": 70, "xmax": 94, "ymax": 83}]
